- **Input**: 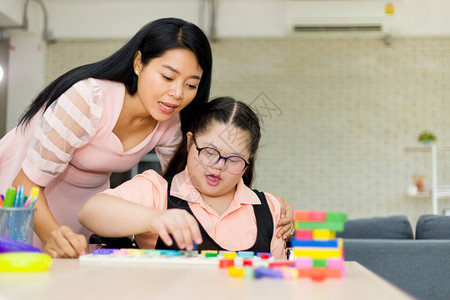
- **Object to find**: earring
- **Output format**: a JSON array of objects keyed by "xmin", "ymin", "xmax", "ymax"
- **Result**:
[{"xmin": 135, "ymin": 70, "xmax": 139, "ymax": 75}]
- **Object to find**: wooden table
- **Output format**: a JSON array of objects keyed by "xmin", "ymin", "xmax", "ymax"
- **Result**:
[{"xmin": 0, "ymin": 260, "xmax": 414, "ymax": 300}]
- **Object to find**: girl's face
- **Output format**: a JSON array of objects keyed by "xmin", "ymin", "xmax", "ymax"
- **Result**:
[
  {"xmin": 134, "ymin": 48, "xmax": 203, "ymax": 121},
  {"xmin": 186, "ymin": 121, "xmax": 252, "ymax": 198}
]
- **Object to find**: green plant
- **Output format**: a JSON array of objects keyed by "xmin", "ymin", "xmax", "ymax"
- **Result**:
[{"xmin": 418, "ymin": 131, "xmax": 437, "ymax": 143}]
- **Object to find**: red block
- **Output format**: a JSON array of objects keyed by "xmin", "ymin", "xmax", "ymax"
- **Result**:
[
  {"xmin": 260, "ymin": 253, "xmax": 271, "ymax": 260},
  {"xmin": 295, "ymin": 229, "xmax": 313, "ymax": 240},
  {"xmin": 243, "ymin": 259, "xmax": 253, "ymax": 267},
  {"xmin": 219, "ymin": 259, "xmax": 234, "ymax": 268},
  {"xmin": 309, "ymin": 210, "xmax": 326, "ymax": 222},
  {"xmin": 311, "ymin": 268, "xmax": 326, "ymax": 281}
]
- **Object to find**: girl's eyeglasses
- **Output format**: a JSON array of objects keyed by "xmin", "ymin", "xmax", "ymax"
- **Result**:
[{"xmin": 192, "ymin": 136, "xmax": 250, "ymax": 175}]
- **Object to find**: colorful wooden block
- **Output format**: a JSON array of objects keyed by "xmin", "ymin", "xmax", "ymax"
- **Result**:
[
  {"xmin": 201, "ymin": 250, "xmax": 218, "ymax": 256},
  {"xmin": 309, "ymin": 210, "xmax": 326, "ymax": 221},
  {"xmin": 219, "ymin": 259, "xmax": 234, "ymax": 268},
  {"xmin": 295, "ymin": 229, "xmax": 313, "ymax": 240},
  {"xmin": 254, "ymin": 267, "xmax": 283, "ymax": 279},
  {"xmin": 290, "ymin": 238, "xmax": 339, "ymax": 248},
  {"xmin": 295, "ymin": 220, "xmax": 345, "ymax": 232},
  {"xmin": 257, "ymin": 253, "xmax": 271, "ymax": 259},
  {"xmin": 295, "ymin": 257, "xmax": 313, "ymax": 269},
  {"xmin": 268, "ymin": 261, "xmax": 295, "ymax": 268},
  {"xmin": 327, "ymin": 258, "xmax": 345, "ymax": 269},
  {"xmin": 292, "ymin": 248, "xmax": 343, "ymax": 259},
  {"xmin": 313, "ymin": 229, "xmax": 336, "ymax": 240},
  {"xmin": 326, "ymin": 212, "xmax": 348, "ymax": 223},
  {"xmin": 228, "ymin": 266, "xmax": 245, "ymax": 277},
  {"xmin": 237, "ymin": 251, "xmax": 254, "ymax": 258},
  {"xmin": 243, "ymin": 259, "xmax": 253, "ymax": 267},
  {"xmin": 223, "ymin": 252, "xmax": 238, "ymax": 259},
  {"xmin": 294, "ymin": 210, "xmax": 310, "ymax": 221},
  {"xmin": 281, "ymin": 268, "xmax": 299, "ymax": 279}
]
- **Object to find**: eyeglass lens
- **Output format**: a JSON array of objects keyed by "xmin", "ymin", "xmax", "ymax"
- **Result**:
[{"xmin": 198, "ymin": 147, "xmax": 247, "ymax": 174}]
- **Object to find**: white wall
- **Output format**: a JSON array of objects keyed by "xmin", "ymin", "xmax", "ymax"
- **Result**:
[
  {"xmin": 1, "ymin": 0, "xmax": 450, "ymax": 132},
  {"xmin": 0, "ymin": 0, "xmax": 26, "ymax": 26},
  {"xmin": 6, "ymin": 32, "xmax": 45, "ymax": 130},
  {"xmin": 42, "ymin": 0, "xmax": 450, "ymax": 39},
  {"xmin": 1, "ymin": 0, "xmax": 46, "ymax": 131}
]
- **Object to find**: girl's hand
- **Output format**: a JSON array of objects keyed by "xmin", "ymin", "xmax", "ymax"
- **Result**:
[
  {"xmin": 43, "ymin": 226, "xmax": 87, "ymax": 258},
  {"xmin": 269, "ymin": 193, "xmax": 294, "ymax": 240},
  {"xmin": 149, "ymin": 209, "xmax": 203, "ymax": 251}
]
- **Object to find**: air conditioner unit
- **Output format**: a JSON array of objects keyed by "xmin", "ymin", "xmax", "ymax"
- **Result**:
[{"xmin": 286, "ymin": 1, "xmax": 396, "ymax": 34}]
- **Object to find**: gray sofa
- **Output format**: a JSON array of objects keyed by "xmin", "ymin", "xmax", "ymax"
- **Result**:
[{"xmin": 338, "ymin": 215, "xmax": 450, "ymax": 300}]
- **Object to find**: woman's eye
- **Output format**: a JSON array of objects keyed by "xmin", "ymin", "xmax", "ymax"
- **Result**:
[
  {"xmin": 162, "ymin": 75, "xmax": 173, "ymax": 81},
  {"xmin": 187, "ymin": 84, "xmax": 198, "ymax": 89}
]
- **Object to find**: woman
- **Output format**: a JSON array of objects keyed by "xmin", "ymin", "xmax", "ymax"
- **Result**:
[{"xmin": 0, "ymin": 18, "xmax": 293, "ymax": 258}]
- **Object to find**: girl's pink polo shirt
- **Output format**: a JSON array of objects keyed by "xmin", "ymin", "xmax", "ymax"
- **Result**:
[{"xmin": 101, "ymin": 169, "xmax": 285, "ymax": 259}]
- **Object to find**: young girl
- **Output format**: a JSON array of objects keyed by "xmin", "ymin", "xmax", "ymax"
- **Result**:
[{"xmin": 79, "ymin": 97, "xmax": 286, "ymax": 259}]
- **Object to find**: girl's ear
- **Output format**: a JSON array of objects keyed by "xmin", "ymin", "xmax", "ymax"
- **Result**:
[
  {"xmin": 186, "ymin": 132, "xmax": 193, "ymax": 151},
  {"xmin": 133, "ymin": 50, "xmax": 143, "ymax": 75}
]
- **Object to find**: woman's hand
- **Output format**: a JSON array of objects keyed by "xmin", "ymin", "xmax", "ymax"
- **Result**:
[
  {"xmin": 12, "ymin": 170, "xmax": 86, "ymax": 258},
  {"xmin": 269, "ymin": 193, "xmax": 294, "ymax": 240},
  {"xmin": 148, "ymin": 209, "xmax": 203, "ymax": 251},
  {"xmin": 43, "ymin": 226, "xmax": 87, "ymax": 258}
]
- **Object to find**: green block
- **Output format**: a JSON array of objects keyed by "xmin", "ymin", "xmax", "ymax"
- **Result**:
[
  {"xmin": 205, "ymin": 252, "xmax": 218, "ymax": 258},
  {"xmin": 313, "ymin": 259, "xmax": 327, "ymax": 268},
  {"xmin": 294, "ymin": 220, "xmax": 345, "ymax": 232},
  {"xmin": 326, "ymin": 212, "xmax": 348, "ymax": 222}
]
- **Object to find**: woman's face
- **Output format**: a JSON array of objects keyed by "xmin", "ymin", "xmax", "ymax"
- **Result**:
[
  {"xmin": 186, "ymin": 121, "xmax": 251, "ymax": 198},
  {"xmin": 134, "ymin": 48, "xmax": 203, "ymax": 121}
]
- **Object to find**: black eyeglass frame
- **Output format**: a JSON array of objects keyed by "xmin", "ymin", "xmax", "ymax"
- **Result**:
[{"xmin": 192, "ymin": 135, "xmax": 250, "ymax": 174}]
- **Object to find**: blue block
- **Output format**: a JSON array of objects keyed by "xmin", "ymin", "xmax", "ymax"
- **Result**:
[
  {"xmin": 160, "ymin": 249, "xmax": 181, "ymax": 257},
  {"xmin": 93, "ymin": 248, "xmax": 118, "ymax": 255},
  {"xmin": 237, "ymin": 251, "xmax": 254, "ymax": 258},
  {"xmin": 254, "ymin": 267, "xmax": 283, "ymax": 279},
  {"xmin": 290, "ymin": 238, "xmax": 339, "ymax": 248}
]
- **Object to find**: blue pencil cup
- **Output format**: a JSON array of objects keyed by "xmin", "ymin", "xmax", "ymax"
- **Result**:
[{"xmin": 0, "ymin": 207, "xmax": 36, "ymax": 245}]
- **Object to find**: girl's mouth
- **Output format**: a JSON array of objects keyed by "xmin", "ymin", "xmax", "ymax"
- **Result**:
[{"xmin": 206, "ymin": 174, "xmax": 221, "ymax": 186}]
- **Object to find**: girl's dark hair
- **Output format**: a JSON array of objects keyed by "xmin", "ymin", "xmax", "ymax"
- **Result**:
[
  {"xmin": 18, "ymin": 17, "xmax": 212, "ymax": 135},
  {"xmin": 163, "ymin": 97, "xmax": 261, "ymax": 187}
]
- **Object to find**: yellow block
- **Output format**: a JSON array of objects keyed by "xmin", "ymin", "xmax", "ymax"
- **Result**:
[
  {"xmin": 224, "ymin": 252, "xmax": 238, "ymax": 259},
  {"xmin": 312, "ymin": 230, "xmax": 336, "ymax": 239},
  {"xmin": 293, "ymin": 248, "xmax": 343, "ymax": 259},
  {"xmin": 228, "ymin": 266, "xmax": 245, "ymax": 277}
]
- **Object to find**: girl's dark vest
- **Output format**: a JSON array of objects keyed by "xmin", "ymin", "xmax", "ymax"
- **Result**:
[{"xmin": 155, "ymin": 176, "xmax": 274, "ymax": 253}]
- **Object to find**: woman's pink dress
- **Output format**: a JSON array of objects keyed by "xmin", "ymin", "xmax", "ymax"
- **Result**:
[{"xmin": 0, "ymin": 78, "xmax": 181, "ymax": 248}]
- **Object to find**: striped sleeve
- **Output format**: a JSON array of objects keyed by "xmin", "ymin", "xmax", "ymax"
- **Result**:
[{"xmin": 22, "ymin": 78, "xmax": 104, "ymax": 186}]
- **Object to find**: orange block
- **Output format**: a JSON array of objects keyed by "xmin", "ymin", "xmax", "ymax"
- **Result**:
[{"xmin": 294, "ymin": 210, "xmax": 310, "ymax": 221}]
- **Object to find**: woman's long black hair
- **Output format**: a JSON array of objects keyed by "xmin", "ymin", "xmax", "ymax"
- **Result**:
[
  {"xmin": 163, "ymin": 97, "xmax": 261, "ymax": 187},
  {"xmin": 18, "ymin": 17, "xmax": 212, "ymax": 135}
]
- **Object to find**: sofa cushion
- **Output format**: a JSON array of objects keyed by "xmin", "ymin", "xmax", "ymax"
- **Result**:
[
  {"xmin": 344, "ymin": 239, "xmax": 450, "ymax": 300},
  {"xmin": 336, "ymin": 215, "xmax": 413, "ymax": 239},
  {"xmin": 416, "ymin": 214, "xmax": 450, "ymax": 239}
]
